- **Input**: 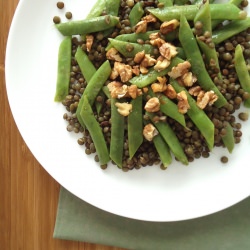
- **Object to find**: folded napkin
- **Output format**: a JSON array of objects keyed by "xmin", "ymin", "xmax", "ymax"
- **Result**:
[{"xmin": 54, "ymin": 187, "xmax": 250, "ymax": 250}]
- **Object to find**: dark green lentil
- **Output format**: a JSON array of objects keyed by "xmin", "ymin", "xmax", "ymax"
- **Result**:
[
  {"xmin": 65, "ymin": 12, "xmax": 72, "ymax": 19},
  {"xmin": 53, "ymin": 16, "xmax": 61, "ymax": 24},
  {"xmin": 221, "ymin": 156, "xmax": 229, "ymax": 163},
  {"xmin": 56, "ymin": 1, "xmax": 64, "ymax": 9}
]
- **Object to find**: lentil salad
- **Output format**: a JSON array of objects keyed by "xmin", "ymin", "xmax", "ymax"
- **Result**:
[{"xmin": 53, "ymin": 0, "xmax": 250, "ymax": 171}]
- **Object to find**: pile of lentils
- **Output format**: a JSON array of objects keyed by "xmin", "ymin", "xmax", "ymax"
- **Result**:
[{"xmin": 54, "ymin": 0, "xmax": 249, "ymax": 171}]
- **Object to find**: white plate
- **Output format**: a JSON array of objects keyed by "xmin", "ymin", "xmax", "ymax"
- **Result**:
[{"xmin": 5, "ymin": 0, "xmax": 250, "ymax": 222}]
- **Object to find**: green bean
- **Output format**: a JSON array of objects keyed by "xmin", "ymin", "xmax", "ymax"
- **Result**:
[
  {"xmin": 234, "ymin": 44, "xmax": 250, "ymax": 107},
  {"xmin": 129, "ymin": 57, "xmax": 183, "ymax": 88},
  {"xmin": 128, "ymin": 95, "xmax": 143, "ymax": 159},
  {"xmin": 147, "ymin": 112, "xmax": 189, "ymax": 165},
  {"xmin": 102, "ymin": 0, "xmax": 121, "ymax": 37},
  {"xmin": 54, "ymin": 36, "xmax": 71, "ymax": 102},
  {"xmin": 153, "ymin": 133, "xmax": 172, "ymax": 169},
  {"xmin": 129, "ymin": 2, "xmax": 144, "ymax": 27},
  {"xmin": 148, "ymin": 88, "xmax": 186, "ymax": 127},
  {"xmin": 194, "ymin": 1, "xmax": 211, "ymax": 34},
  {"xmin": 75, "ymin": 47, "xmax": 96, "ymax": 83},
  {"xmin": 194, "ymin": 1, "xmax": 222, "ymax": 78},
  {"xmin": 79, "ymin": 96, "xmax": 110, "ymax": 165},
  {"xmin": 212, "ymin": 18, "xmax": 250, "ymax": 44},
  {"xmin": 108, "ymin": 38, "xmax": 154, "ymax": 57},
  {"xmin": 56, "ymin": 15, "xmax": 119, "ymax": 36},
  {"xmin": 159, "ymin": 0, "xmax": 173, "ymax": 5},
  {"xmin": 179, "ymin": 15, "xmax": 227, "ymax": 108},
  {"xmin": 148, "ymin": 4, "xmax": 246, "ymax": 22},
  {"xmin": 86, "ymin": 0, "xmax": 106, "ymax": 18},
  {"xmin": 110, "ymin": 98, "xmax": 125, "ymax": 168},
  {"xmin": 102, "ymin": 86, "xmax": 111, "ymax": 98},
  {"xmin": 221, "ymin": 122, "xmax": 235, "ymax": 153},
  {"xmin": 76, "ymin": 60, "xmax": 111, "ymax": 123},
  {"xmin": 171, "ymin": 79, "xmax": 215, "ymax": 151}
]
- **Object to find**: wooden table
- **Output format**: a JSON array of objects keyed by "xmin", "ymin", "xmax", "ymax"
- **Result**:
[{"xmin": 0, "ymin": 1, "xmax": 124, "ymax": 249}]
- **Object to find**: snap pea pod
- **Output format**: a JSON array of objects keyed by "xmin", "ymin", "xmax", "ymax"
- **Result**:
[
  {"xmin": 212, "ymin": 18, "xmax": 250, "ymax": 44},
  {"xmin": 76, "ymin": 60, "xmax": 111, "ymax": 123},
  {"xmin": 147, "ymin": 112, "xmax": 189, "ymax": 165},
  {"xmin": 129, "ymin": 56, "xmax": 183, "ymax": 88},
  {"xmin": 56, "ymin": 15, "xmax": 119, "ymax": 36},
  {"xmin": 234, "ymin": 44, "xmax": 250, "ymax": 107},
  {"xmin": 221, "ymin": 122, "xmax": 235, "ymax": 153},
  {"xmin": 54, "ymin": 36, "xmax": 72, "ymax": 102},
  {"xmin": 110, "ymin": 98, "xmax": 125, "ymax": 168},
  {"xmin": 153, "ymin": 133, "xmax": 172, "ymax": 169},
  {"xmin": 75, "ymin": 47, "xmax": 96, "ymax": 83},
  {"xmin": 128, "ymin": 95, "xmax": 143, "ymax": 159},
  {"xmin": 86, "ymin": 0, "xmax": 106, "ymax": 18},
  {"xmin": 102, "ymin": 0, "xmax": 121, "ymax": 37},
  {"xmin": 79, "ymin": 96, "xmax": 110, "ymax": 165},
  {"xmin": 148, "ymin": 88, "xmax": 186, "ymax": 127},
  {"xmin": 179, "ymin": 15, "xmax": 227, "ymax": 108},
  {"xmin": 108, "ymin": 38, "xmax": 154, "ymax": 57},
  {"xmin": 115, "ymin": 30, "xmax": 178, "ymax": 43},
  {"xmin": 148, "ymin": 4, "xmax": 246, "ymax": 22},
  {"xmin": 129, "ymin": 2, "xmax": 144, "ymax": 27},
  {"xmin": 194, "ymin": 1, "xmax": 222, "ymax": 78},
  {"xmin": 171, "ymin": 79, "xmax": 215, "ymax": 151}
]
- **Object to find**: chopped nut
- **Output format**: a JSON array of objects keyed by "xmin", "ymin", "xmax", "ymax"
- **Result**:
[
  {"xmin": 128, "ymin": 85, "xmax": 142, "ymax": 99},
  {"xmin": 140, "ymin": 54, "xmax": 157, "ymax": 68},
  {"xmin": 177, "ymin": 91, "xmax": 190, "ymax": 114},
  {"xmin": 168, "ymin": 61, "xmax": 191, "ymax": 79},
  {"xmin": 112, "ymin": 62, "xmax": 133, "ymax": 82},
  {"xmin": 143, "ymin": 123, "xmax": 159, "ymax": 141},
  {"xmin": 164, "ymin": 84, "xmax": 177, "ymax": 99},
  {"xmin": 134, "ymin": 20, "xmax": 147, "ymax": 33},
  {"xmin": 150, "ymin": 37, "xmax": 165, "ymax": 47},
  {"xmin": 151, "ymin": 76, "xmax": 168, "ymax": 93},
  {"xmin": 140, "ymin": 65, "xmax": 149, "ymax": 74},
  {"xmin": 180, "ymin": 72, "xmax": 197, "ymax": 87},
  {"xmin": 107, "ymin": 81, "xmax": 128, "ymax": 99},
  {"xmin": 143, "ymin": 87, "xmax": 149, "ymax": 93},
  {"xmin": 132, "ymin": 65, "xmax": 140, "ymax": 75},
  {"xmin": 160, "ymin": 19, "xmax": 180, "ymax": 35},
  {"xmin": 86, "ymin": 35, "xmax": 94, "ymax": 52},
  {"xmin": 197, "ymin": 90, "xmax": 218, "ymax": 109},
  {"xmin": 188, "ymin": 86, "xmax": 202, "ymax": 96},
  {"xmin": 134, "ymin": 50, "xmax": 145, "ymax": 64},
  {"xmin": 142, "ymin": 14, "xmax": 157, "ymax": 23},
  {"xmin": 115, "ymin": 102, "xmax": 132, "ymax": 116},
  {"xmin": 149, "ymin": 32, "xmax": 161, "ymax": 41},
  {"xmin": 144, "ymin": 97, "xmax": 160, "ymax": 112},
  {"xmin": 159, "ymin": 42, "xmax": 178, "ymax": 60},
  {"xmin": 106, "ymin": 48, "xmax": 123, "ymax": 62},
  {"xmin": 154, "ymin": 56, "xmax": 171, "ymax": 72}
]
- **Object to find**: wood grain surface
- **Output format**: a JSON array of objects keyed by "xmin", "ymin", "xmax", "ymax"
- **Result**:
[{"xmin": 0, "ymin": 1, "xmax": 124, "ymax": 249}]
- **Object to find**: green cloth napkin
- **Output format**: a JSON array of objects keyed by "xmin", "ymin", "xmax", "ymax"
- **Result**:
[{"xmin": 54, "ymin": 187, "xmax": 250, "ymax": 250}]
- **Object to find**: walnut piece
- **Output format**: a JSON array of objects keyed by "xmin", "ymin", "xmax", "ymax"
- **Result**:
[
  {"xmin": 149, "ymin": 37, "xmax": 166, "ymax": 48},
  {"xmin": 111, "ymin": 62, "xmax": 133, "ymax": 82},
  {"xmin": 168, "ymin": 61, "xmax": 191, "ymax": 79},
  {"xmin": 142, "ymin": 14, "xmax": 157, "ymax": 23},
  {"xmin": 164, "ymin": 84, "xmax": 177, "ymax": 99},
  {"xmin": 106, "ymin": 48, "xmax": 123, "ymax": 62},
  {"xmin": 160, "ymin": 19, "xmax": 180, "ymax": 35},
  {"xmin": 180, "ymin": 72, "xmax": 197, "ymax": 87},
  {"xmin": 115, "ymin": 102, "xmax": 132, "ymax": 116},
  {"xmin": 197, "ymin": 90, "xmax": 218, "ymax": 109},
  {"xmin": 134, "ymin": 20, "xmax": 147, "ymax": 33},
  {"xmin": 107, "ymin": 81, "xmax": 128, "ymax": 99},
  {"xmin": 134, "ymin": 50, "xmax": 145, "ymax": 64},
  {"xmin": 154, "ymin": 56, "xmax": 171, "ymax": 72},
  {"xmin": 143, "ymin": 124, "xmax": 159, "ymax": 141},
  {"xmin": 159, "ymin": 42, "xmax": 178, "ymax": 60},
  {"xmin": 144, "ymin": 97, "xmax": 160, "ymax": 112},
  {"xmin": 128, "ymin": 85, "xmax": 142, "ymax": 99},
  {"xmin": 140, "ymin": 54, "xmax": 157, "ymax": 68},
  {"xmin": 188, "ymin": 86, "xmax": 202, "ymax": 96},
  {"xmin": 86, "ymin": 35, "xmax": 94, "ymax": 52},
  {"xmin": 151, "ymin": 76, "xmax": 168, "ymax": 93},
  {"xmin": 177, "ymin": 91, "xmax": 190, "ymax": 114}
]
